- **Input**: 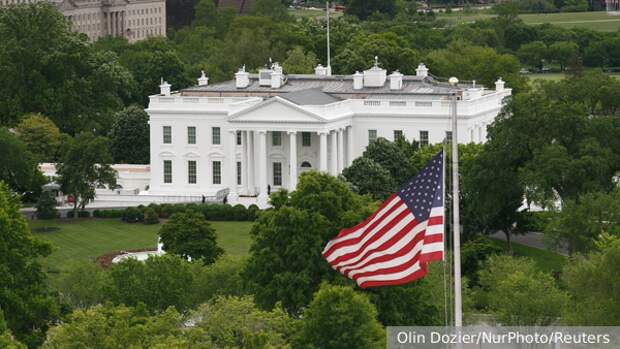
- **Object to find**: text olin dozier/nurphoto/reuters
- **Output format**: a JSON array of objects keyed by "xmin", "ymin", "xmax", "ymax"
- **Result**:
[{"xmin": 387, "ymin": 326, "xmax": 620, "ymax": 348}]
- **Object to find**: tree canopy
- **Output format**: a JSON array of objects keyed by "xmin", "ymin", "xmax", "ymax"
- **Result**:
[
  {"xmin": 159, "ymin": 211, "xmax": 224, "ymax": 264},
  {"xmin": 0, "ymin": 182, "xmax": 58, "ymax": 348}
]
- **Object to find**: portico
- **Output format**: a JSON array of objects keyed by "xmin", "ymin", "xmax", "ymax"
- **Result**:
[{"xmin": 227, "ymin": 126, "xmax": 353, "ymax": 207}]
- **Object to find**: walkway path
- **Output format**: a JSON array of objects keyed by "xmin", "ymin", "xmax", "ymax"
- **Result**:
[{"xmin": 490, "ymin": 231, "xmax": 568, "ymax": 256}]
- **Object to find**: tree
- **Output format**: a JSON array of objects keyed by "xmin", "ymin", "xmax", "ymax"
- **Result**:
[
  {"xmin": 55, "ymin": 262, "xmax": 110, "ymax": 309},
  {"xmin": 107, "ymin": 255, "xmax": 195, "ymax": 312},
  {"xmin": 41, "ymin": 305, "xmax": 200, "ymax": 349},
  {"xmin": 189, "ymin": 256, "xmax": 248, "ymax": 305},
  {"xmin": 159, "ymin": 211, "xmax": 223, "ymax": 264},
  {"xmin": 245, "ymin": 172, "xmax": 372, "ymax": 314},
  {"xmin": 0, "ymin": 182, "xmax": 58, "ymax": 348},
  {"xmin": 562, "ymin": 236, "xmax": 620, "ymax": 325},
  {"xmin": 253, "ymin": 0, "xmax": 290, "ymax": 21},
  {"xmin": 425, "ymin": 42, "xmax": 528, "ymax": 93},
  {"xmin": 345, "ymin": 0, "xmax": 397, "ymax": 20},
  {"xmin": 36, "ymin": 191, "xmax": 58, "ymax": 219},
  {"xmin": 244, "ymin": 205, "xmax": 331, "ymax": 314},
  {"xmin": 478, "ymin": 255, "xmax": 567, "ymax": 325},
  {"xmin": 119, "ymin": 38, "xmax": 191, "ymax": 106},
  {"xmin": 363, "ymin": 137, "xmax": 411, "ymax": 187},
  {"xmin": 295, "ymin": 285, "xmax": 384, "ymax": 349},
  {"xmin": 15, "ymin": 113, "xmax": 62, "ymax": 161},
  {"xmin": 516, "ymin": 41, "xmax": 547, "ymax": 69},
  {"xmin": 333, "ymin": 32, "xmax": 420, "ymax": 75},
  {"xmin": 0, "ymin": 3, "xmax": 135, "ymax": 133},
  {"xmin": 190, "ymin": 296, "xmax": 294, "ymax": 348},
  {"xmin": 548, "ymin": 41, "xmax": 578, "ymax": 71},
  {"xmin": 56, "ymin": 132, "xmax": 117, "ymax": 217},
  {"xmin": 108, "ymin": 105, "xmax": 150, "ymax": 164},
  {"xmin": 341, "ymin": 157, "xmax": 394, "ymax": 200},
  {"xmin": 283, "ymin": 46, "xmax": 318, "ymax": 74},
  {"xmin": 0, "ymin": 128, "xmax": 45, "ymax": 198},
  {"xmin": 545, "ymin": 190, "xmax": 620, "ymax": 255}
]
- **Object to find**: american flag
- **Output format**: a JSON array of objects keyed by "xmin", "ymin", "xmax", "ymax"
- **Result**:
[{"xmin": 322, "ymin": 151, "xmax": 445, "ymax": 288}]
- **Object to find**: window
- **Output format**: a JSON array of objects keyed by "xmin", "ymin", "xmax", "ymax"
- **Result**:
[
  {"xmin": 420, "ymin": 131, "xmax": 429, "ymax": 147},
  {"xmin": 163, "ymin": 126, "xmax": 171, "ymax": 144},
  {"xmin": 273, "ymin": 162, "xmax": 282, "ymax": 186},
  {"xmin": 394, "ymin": 130, "xmax": 403, "ymax": 141},
  {"xmin": 212, "ymin": 127, "xmax": 220, "ymax": 145},
  {"xmin": 368, "ymin": 129, "xmax": 377, "ymax": 143},
  {"xmin": 163, "ymin": 160, "xmax": 172, "ymax": 183},
  {"xmin": 272, "ymin": 131, "xmax": 282, "ymax": 146},
  {"xmin": 212, "ymin": 161, "xmax": 221, "ymax": 184},
  {"xmin": 301, "ymin": 161, "xmax": 312, "ymax": 168},
  {"xmin": 236, "ymin": 161, "xmax": 242, "ymax": 185},
  {"xmin": 187, "ymin": 126, "xmax": 196, "ymax": 144},
  {"xmin": 236, "ymin": 131, "xmax": 242, "ymax": 145},
  {"xmin": 188, "ymin": 160, "xmax": 196, "ymax": 184},
  {"xmin": 446, "ymin": 131, "xmax": 453, "ymax": 144},
  {"xmin": 302, "ymin": 132, "xmax": 311, "ymax": 147}
]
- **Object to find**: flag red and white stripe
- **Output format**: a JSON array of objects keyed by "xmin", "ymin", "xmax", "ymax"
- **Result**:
[{"xmin": 323, "ymin": 151, "xmax": 444, "ymax": 288}]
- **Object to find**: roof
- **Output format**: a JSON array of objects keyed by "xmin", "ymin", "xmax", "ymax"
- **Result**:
[
  {"xmin": 279, "ymin": 87, "xmax": 340, "ymax": 105},
  {"xmin": 181, "ymin": 74, "xmax": 462, "ymax": 98}
]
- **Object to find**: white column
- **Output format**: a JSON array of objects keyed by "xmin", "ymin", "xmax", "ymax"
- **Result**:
[
  {"xmin": 329, "ymin": 130, "xmax": 337, "ymax": 176},
  {"xmin": 257, "ymin": 130, "xmax": 268, "ymax": 207},
  {"xmin": 337, "ymin": 128, "xmax": 344, "ymax": 174},
  {"xmin": 246, "ymin": 131, "xmax": 255, "ymax": 195},
  {"xmin": 288, "ymin": 131, "xmax": 297, "ymax": 191},
  {"xmin": 319, "ymin": 131, "xmax": 328, "ymax": 172},
  {"xmin": 242, "ymin": 131, "xmax": 248, "ymax": 194},
  {"xmin": 346, "ymin": 126, "xmax": 354, "ymax": 166},
  {"xmin": 226, "ymin": 130, "xmax": 239, "ymax": 205}
]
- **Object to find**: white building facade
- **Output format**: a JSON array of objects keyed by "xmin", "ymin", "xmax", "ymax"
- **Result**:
[
  {"xmin": 146, "ymin": 63, "xmax": 511, "ymax": 207},
  {"xmin": 0, "ymin": 0, "xmax": 166, "ymax": 42}
]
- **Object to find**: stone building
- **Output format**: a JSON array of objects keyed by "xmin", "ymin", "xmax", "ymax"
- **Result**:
[{"xmin": 0, "ymin": 0, "xmax": 166, "ymax": 42}]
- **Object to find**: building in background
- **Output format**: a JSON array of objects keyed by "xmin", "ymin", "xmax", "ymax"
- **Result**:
[
  {"xmin": 0, "ymin": 0, "xmax": 166, "ymax": 42},
  {"xmin": 146, "ymin": 61, "xmax": 511, "ymax": 207}
]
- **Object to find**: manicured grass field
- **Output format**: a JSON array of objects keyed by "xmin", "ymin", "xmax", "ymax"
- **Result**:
[
  {"xmin": 489, "ymin": 239, "xmax": 567, "ymax": 274},
  {"xmin": 30, "ymin": 218, "xmax": 254, "ymax": 273},
  {"xmin": 438, "ymin": 11, "xmax": 620, "ymax": 32}
]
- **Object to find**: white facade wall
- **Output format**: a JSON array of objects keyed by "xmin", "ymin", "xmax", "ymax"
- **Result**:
[{"xmin": 146, "ymin": 79, "xmax": 510, "ymax": 207}]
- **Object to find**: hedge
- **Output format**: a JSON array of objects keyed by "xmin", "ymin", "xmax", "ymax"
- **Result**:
[{"xmin": 88, "ymin": 202, "xmax": 260, "ymax": 222}]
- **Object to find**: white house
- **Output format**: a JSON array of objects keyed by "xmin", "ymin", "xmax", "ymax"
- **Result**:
[{"xmin": 146, "ymin": 61, "xmax": 511, "ymax": 207}]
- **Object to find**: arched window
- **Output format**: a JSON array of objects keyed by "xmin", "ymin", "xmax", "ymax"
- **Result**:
[{"xmin": 301, "ymin": 161, "xmax": 312, "ymax": 168}]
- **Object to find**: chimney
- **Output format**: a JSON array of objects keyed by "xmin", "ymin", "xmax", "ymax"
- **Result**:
[
  {"xmin": 235, "ymin": 65, "xmax": 250, "ymax": 89},
  {"xmin": 389, "ymin": 71, "xmax": 403, "ymax": 90},
  {"xmin": 495, "ymin": 77, "xmax": 505, "ymax": 92},
  {"xmin": 197, "ymin": 70, "xmax": 208, "ymax": 86},
  {"xmin": 315, "ymin": 64, "xmax": 327, "ymax": 76},
  {"xmin": 271, "ymin": 62, "xmax": 283, "ymax": 88},
  {"xmin": 416, "ymin": 63, "xmax": 429, "ymax": 78},
  {"xmin": 353, "ymin": 71, "xmax": 363, "ymax": 90},
  {"xmin": 362, "ymin": 56, "xmax": 387, "ymax": 87},
  {"xmin": 159, "ymin": 78, "xmax": 171, "ymax": 96}
]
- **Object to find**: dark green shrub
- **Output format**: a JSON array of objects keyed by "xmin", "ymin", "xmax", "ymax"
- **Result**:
[
  {"xmin": 77, "ymin": 210, "xmax": 90, "ymax": 218},
  {"xmin": 159, "ymin": 204, "xmax": 178, "ymax": 219},
  {"xmin": 143, "ymin": 207, "xmax": 160, "ymax": 225},
  {"xmin": 247, "ymin": 204, "xmax": 260, "ymax": 221},
  {"xmin": 232, "ymin": 204, "xmax": 248, "ymax": 221},
  {"xmin": 66, "ymin": 210, "xmax": 74, "ymax": 218},
  {"xmin": 36, "ymin": 191, "xmax": 59, "ymax": 219},
  {"xmin": 123, "ymin": 207, "xmax": 143, "ymax": 223}
]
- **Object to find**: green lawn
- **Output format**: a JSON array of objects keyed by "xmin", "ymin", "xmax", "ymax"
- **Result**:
[
  {"xmin": 489, "ymin": 239, "xmax": 567, "ymax": 274},
  {"xmin": 30, "ymin": 218, "xmax": 254, "ymax": 273},
  {"xmin": 438, "ymin": 10, "xmax": 620, "ymax": 32}
]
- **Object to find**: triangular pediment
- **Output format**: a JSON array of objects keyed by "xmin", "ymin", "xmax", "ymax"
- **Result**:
[{"xmin": 229, "ymin": 96, "xmax": 325, "ymax": 123}]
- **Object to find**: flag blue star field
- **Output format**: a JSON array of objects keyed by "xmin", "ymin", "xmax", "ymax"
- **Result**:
[{"xmin": 322, "ymin": 151, "xmax": 445, "ymax": 288}]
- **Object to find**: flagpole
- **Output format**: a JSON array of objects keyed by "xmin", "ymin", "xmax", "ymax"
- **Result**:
[
  {"xmin": 448, "ymin": 77, "xmax": 463, "ymax": 329},
  {"xmin": 326, "ymin": 1, "xmax": 332, "ymax": 76}
]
